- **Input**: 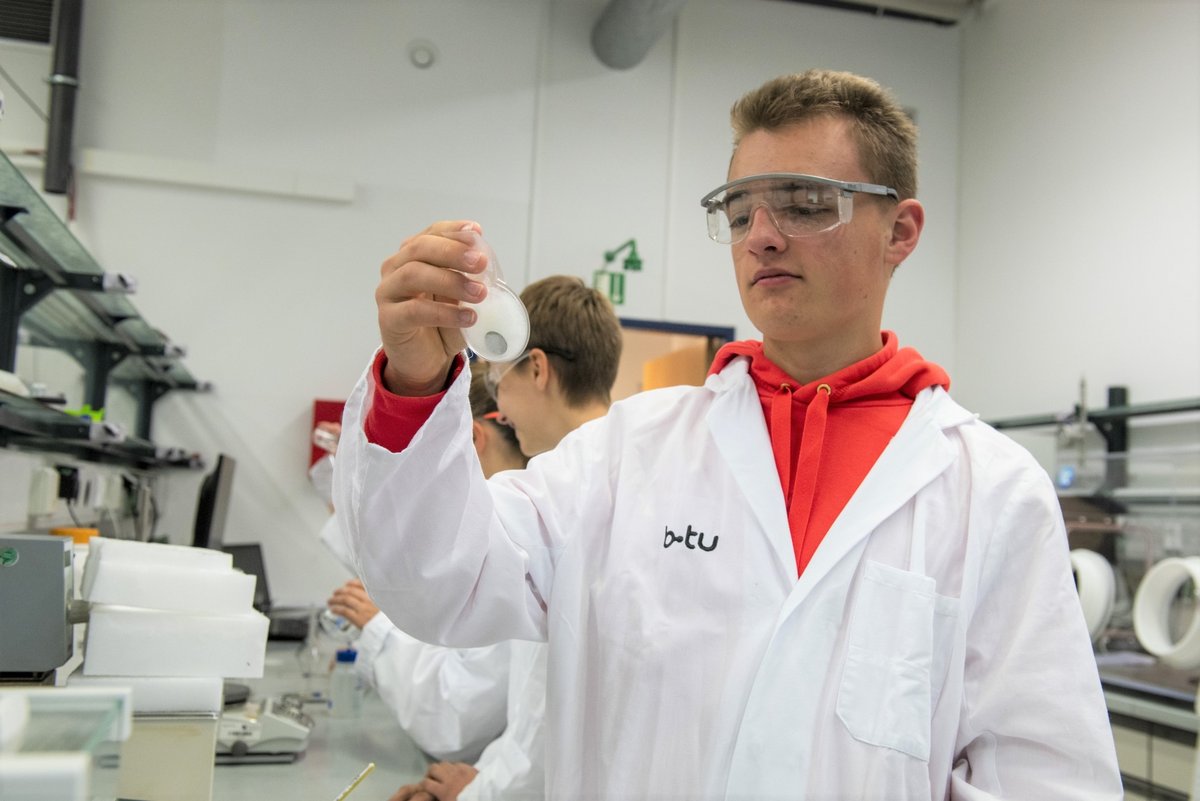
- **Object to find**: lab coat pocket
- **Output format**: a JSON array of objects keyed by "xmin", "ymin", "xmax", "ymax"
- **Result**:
[{"xmin": 836, "ymin": 560, "xmax": 935, "ymax": 761}]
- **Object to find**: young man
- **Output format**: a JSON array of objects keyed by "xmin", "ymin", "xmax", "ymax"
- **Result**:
[
  {"xmin": 338, "ymin": 276, "xmax": 621, "ymax": 801},
  {"xmin": 335, "ymin": 70, "xmax": 1121, "ymax": 799}
]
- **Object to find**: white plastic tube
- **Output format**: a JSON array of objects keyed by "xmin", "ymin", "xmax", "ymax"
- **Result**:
[
  {"xmin": 1070, "ymin": 549, "xmax": 1115, "ymax": 643},
  {"xmin": 1133, "ymin": 556, "xmax": 1200, "ymax": 669}
]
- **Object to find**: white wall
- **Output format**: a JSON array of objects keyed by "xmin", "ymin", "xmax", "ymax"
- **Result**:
[
  {"xmin": 528, "ymin": 1, "xmax": 961, "ymax": 362},
  {"xmin": 956, "ymin": 0, "xmax": 1200, "ymax": 420},
  {"xmin": 668, "ymin": 2, "xmax": 961, "ymax": 367},
  {"xmin": 7, "ymin": 0, "xmax": 1194, "ymax": 602}
]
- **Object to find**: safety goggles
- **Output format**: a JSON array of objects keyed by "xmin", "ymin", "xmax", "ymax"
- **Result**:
[
  {"xmin": 483, "ymin": 346, "xmax": 576, "ymax": 400},
  {"xmin": 699, "ymin": 172, "xmax": 899, "ymax": 245}
]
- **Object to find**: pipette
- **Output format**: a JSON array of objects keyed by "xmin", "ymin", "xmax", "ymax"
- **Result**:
[{"xmin": 332, "ymin": 761, "xmax": 375, "ymax": 801}]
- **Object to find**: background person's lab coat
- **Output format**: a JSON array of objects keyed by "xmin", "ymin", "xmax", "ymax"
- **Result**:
[
  {"xmin": 322, "ymin": 477, "xmax": 547, "ymax": 794},
  {"xmin": 460, "ymin": 640, "xmax": 547, "ymax": 801},
  {"xmin": 335, "ymin": 353, "xmax": 1122, "ymax": 800},
  {"xmin": 355, "ymin": 613, "xmax": 510, "ymax": 765},
  {"xmin": 355, "ymin": 614, "xmax": 547, "ymax": 798}
]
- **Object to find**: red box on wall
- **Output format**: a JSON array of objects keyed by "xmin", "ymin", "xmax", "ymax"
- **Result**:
[{"xmin": 311, "ymin": 398, "xmax": 347, "ymax": 468}]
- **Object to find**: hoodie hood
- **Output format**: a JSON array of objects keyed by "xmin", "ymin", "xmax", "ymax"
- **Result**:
[
  {"xmin": 709, "ymin": 331, "xmax": 949, "ymax": 402},
  {"xmin": 707, "ymin": 332, "xmax": 950, "ymax": 576}
]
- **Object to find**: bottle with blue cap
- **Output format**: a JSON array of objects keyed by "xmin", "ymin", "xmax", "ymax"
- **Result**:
[{"xmin": 330, "ymin": 647, "xmax": 363, "ymax": 718}]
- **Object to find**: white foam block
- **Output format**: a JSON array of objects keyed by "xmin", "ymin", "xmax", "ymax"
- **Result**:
[
  {"xmin": 67, "ymin": 673, "xmax": 224, "ymax": 715},
  {"xmin": 83, "ymin": 537, "xmax": 233, "ymax": 577},
  {"xmin": 84, "ymin": 604, "xmax": 268, "ymax": 679},
  {"xmin": 0, "ymin": 753, "xmax": 90, "ymax": 801},
  {"xmin": 6, "ymin": 686, "xmax": 133, "ymax": 743},
  {"xmin": 82, "ymin": 559, "xmax": 255, "ymax": 615},
  {"xmin": 0, "ymin": 693, "xmax": 30, "ymax": 752},
  {"xmin": 80, "ymin": 537, "xmax": 252, "ymax": 614}
]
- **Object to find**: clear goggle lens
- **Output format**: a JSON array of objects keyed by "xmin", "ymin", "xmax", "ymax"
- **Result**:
[
  {"xmin": 483, "ymin": 351, "xmax": 532, "ymax": 400},
  {"xmin": 705, "ymin": 177, "xmax": 854, "ymax": 244}
]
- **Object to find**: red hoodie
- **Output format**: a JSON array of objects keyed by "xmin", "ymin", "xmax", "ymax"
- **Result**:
[{"xmin": 708, "ymin": 331, "xmax": 949, "ymax": 577}]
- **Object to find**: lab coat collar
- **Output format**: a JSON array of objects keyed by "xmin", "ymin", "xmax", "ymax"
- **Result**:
[
  {"xmin": 705, "ymin": 359, "xmax": 796, "ymax": 585},
  {"xmin": 705, "ymin": 360, "xmax": 975, "ymax": 603}
]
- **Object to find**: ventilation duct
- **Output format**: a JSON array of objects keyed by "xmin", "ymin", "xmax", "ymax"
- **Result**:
[
  {"xmin": 591, "ymin": 0, "xmax": 689, "ymax": 71},
  {"xmin": 777, "ymin": 0, "xmax": 973, "ymax": 25},
  {"xmin": 0, "ymin": 0, "xmax": 55, "ymax": 44},
  {"xmin": 44, "ymin": 0, "xmax": 84, "ymax": 194}
]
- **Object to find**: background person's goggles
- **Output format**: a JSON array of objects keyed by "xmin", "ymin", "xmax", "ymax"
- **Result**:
[
  {"xmin": 484, "ymin": 350, "xmax": 533, "ymax": 400},
  {"xmin": 700, "ymin": 173, "xmax": 898, "ymax": 244}
]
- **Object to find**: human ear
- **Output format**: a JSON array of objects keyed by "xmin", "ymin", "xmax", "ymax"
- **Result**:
[
  {"xmin": 529, "ymin": 349, "xmax": 552, "ymax": 391},
  {"xmin": 885, "ymin": 198, "xmax": 924, "ymax": 268},
  {"xmin": 471, "ymin": 419, "xmax": 487, "ymax": 454}
]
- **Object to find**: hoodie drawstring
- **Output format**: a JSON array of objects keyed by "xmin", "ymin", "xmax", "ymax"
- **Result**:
[
  {"xmin": 769, "ymin": 382, "xmax": 832, "ymax": 573},
  {"xmin": 790, "ymin": 384, "xmax": 831, "ymax": 564},
  {"xmin": 770, "ymin": 384, "xmax": 795, "ymax": 505}
]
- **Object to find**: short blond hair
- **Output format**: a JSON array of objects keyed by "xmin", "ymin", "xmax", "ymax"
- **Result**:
[
  {"xmin": 520, "ymin": 275, "xmax": 622, "ymax": 407},
  {"xmin": 730, "ymin": 70, "xmax": 918, "ymax": 200}
]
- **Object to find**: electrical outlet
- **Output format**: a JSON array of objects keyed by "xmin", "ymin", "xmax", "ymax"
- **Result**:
[
  {"xmin": 55, "ymin": 465, "xmax": 80, "ymax": 501},
  {"xmin": 28, "ymin": 467, "xmax": 60, "ymax": 516}
]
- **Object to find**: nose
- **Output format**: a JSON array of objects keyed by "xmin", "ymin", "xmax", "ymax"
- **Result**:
[{"xmin": 743, "ymin": 204, "xmax": 786, "ymax": 252}]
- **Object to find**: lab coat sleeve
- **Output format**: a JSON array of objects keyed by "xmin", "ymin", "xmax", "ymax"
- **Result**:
[
  {"xmin": 459, "ymin": 642, "xmax": 547, "ymax": 801},
  {"xmin": 333, "ymin": 350, "xmax": 609, "ymax": 649},
  {"xmin": 949, "ymin": 456, "xmax": 1122, "ymax": 799},
  {"xmin": 355, "ymin": 611, "xmax": 511, "ymax": 764},
  {"xmin": 317, "ymin": 510, "xmax": 357, "ymax": 575}
]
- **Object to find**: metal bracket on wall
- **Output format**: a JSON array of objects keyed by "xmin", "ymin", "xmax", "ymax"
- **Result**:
[
  {"xmin": 988, "ymin": 388, "xmax": 1200, "ymax": 496},
  {"xmin": 0, "ymin": 255, "xmax": 56, "ymax": 371}
]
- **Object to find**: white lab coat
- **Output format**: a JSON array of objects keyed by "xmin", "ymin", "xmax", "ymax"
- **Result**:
[
  {"xmin": 335, "ymin": 352, "xmax": 1122, "ymax": 800},
  {"xmin": 354, "ymin": 611, "xmax": 510, "ymax": 764},
  {"xmin": 329, "ymin": 470, "xmax": 547, "ymax": 793},
  {"xmin": 464, "ymin": 640, "xmax": 548, "ymax": 801}
]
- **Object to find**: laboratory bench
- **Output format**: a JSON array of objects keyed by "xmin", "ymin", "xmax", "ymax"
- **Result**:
[
  {"xmin": 1099, "ymin": 655, "xmax": 1199, "ymax": 800},
  {"xmin": 238, "ymin": 643, "xmax": 1193, "ymax": 801},
  {"xmin": 233, "ymin": 644, "xmax": 1193, "ymax": 801},
  {"xmin": 210, "ymin": 641, "xmax": 429, "ymax": 801}
]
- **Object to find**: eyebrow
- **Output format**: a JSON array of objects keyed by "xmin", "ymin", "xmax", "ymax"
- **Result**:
[{"xmin": 723, "ymin": 187, "xmax": 750, "ymax": 205}]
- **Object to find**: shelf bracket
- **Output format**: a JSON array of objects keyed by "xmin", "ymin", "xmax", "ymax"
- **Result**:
[
  {"xmin": 0, "ymin": 259, "xmax": 58, "ymax": 372},
  {"xmin": 135, "ymin": 379, "xmax": 174, "ymax": 441},
  {"xmin": 83, "ymin": 341, "xmax": 132, "ymax": 411}
]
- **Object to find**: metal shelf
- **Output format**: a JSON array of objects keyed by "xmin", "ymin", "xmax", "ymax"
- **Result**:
[
  {"xmin": 0, "ymin": 391, "xmax": 198, "ymax": 469},
  {"xmin": 0, "ymin": 148, "xmax": 206, "ymax": 465}
]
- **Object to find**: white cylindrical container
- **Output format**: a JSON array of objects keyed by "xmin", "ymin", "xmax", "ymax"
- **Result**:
[
  {"xmin": 1133, "ymin": 556, "xmax": 1200, "ymax": 670},
  {"xmin": 1070, "ymin": 548, "xmax": 1116, "ymax": 643},
  {"xmin": 329, "ymin": 648, "xmax": 362, "ymax": 718}
]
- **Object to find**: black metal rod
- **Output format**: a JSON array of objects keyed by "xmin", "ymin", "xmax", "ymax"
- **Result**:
[
  {"xmin": 1087, "ymin": 398, "xmax": 1200, "ymax": 421},
  {"xmin": 988, "ymin": 397, "xmax": 1200, "ymax": 430},
  {"xmin": 0, "ymin": 265, "xmax": 21, "ymax": 372},
  {"xmin": 44, "ymin": 0, "xmax": 85, "ymax": 195},
  {"xmin": 988, "ymin": 412, "xmax": 1066, "ymax": 430},
  {"xmin": 1100, "ymin": 386, "xmax": 1129, "ymax": 491}
]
